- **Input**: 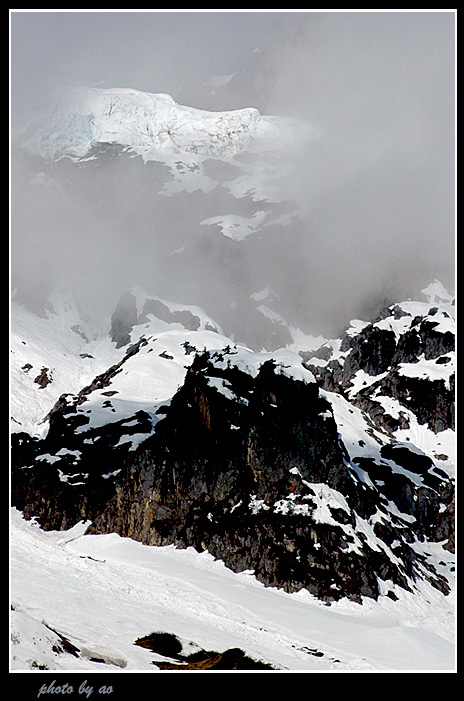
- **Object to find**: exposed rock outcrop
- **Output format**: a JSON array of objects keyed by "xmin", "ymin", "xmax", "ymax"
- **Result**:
[
  {"xmin": 305, "ymin": 298, "xmax": 455, "ymax": 435},
  {"xmin": 11, "ymin": 288, "xmax": 455, "ymax": 604},
  {"xmin": 85, "ymin": 350, "xmax": 451, "ymax": 602}
]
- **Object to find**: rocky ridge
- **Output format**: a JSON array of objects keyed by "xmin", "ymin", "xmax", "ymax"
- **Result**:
[
  {"xmin": 11, "ymin": 282, "xmax": 455, "ymax": 604},
  {"xmin": 303, "ymin": 283, "xmax": 455, "ymax": 435}
]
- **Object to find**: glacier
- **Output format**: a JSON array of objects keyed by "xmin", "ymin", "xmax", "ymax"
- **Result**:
[{"xmin": 20, "ymin": 86, "xmax": 312, "ymax": 162}]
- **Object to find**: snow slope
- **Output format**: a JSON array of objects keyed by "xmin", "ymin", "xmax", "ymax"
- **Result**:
[
  {"xmin": 10, "ymin": 287, "xmax": 227, "ymax": 440},
  {"xmin": 10, "ymin": 509, "xmax": 455, "ymax": 672},
  {"xmin": 10, "ymin": 293, "xmax": 123, "ymax": 438}
]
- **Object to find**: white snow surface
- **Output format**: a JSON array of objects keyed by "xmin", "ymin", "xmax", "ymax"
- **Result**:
[
  {"xmin": 10, "ymin": 294, "xmax": 123, "ymax": 438},
  {"xmin": 210, "ymin": 346, "xmax": 316, "ymax": 385},
  {"xmin": 20, "ymin": 86, "xmax": 311, "ymax": 163},
  {"xmin": 421, "ymin": 280, "xmax": 454, "ymax": 305},
  {"xmin": 10, "ymin": 509, "xmax": 455, "ymax": 672}
]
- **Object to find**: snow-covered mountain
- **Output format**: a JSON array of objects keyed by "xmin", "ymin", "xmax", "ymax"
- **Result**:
[
  {"xmin": 19, "ymin": 86, "xmax": 310, "ymax": 162},
  {"xmin": 10, "ymin": 279, "xmax": 455, "ymax": 670},
  {"xmin": 13, "ymin": 87, "xmax": 324, "ymax": 355},
  {"xmin": 10, "ymin": 87, "xmax": 455, "ymax": 672}
]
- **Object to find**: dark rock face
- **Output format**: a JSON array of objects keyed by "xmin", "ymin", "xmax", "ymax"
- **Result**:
[
  {"xmin": 11, "ymin": 335, "xmax": 155, "ymax": 531},
  {"xmin": 134, "ymin": 631, "xmax": 275, "ymax": 670},
  {"xmin": 139, "ymin": 299, "xmax": 201, "ymax": 331},
  {"xmin": 110, "ymin": 291, "xmax": 206, "ymax": 348},
  {"xmin": 11, "ymin": 429, "xmax": 119, "ymax": 531},
  {"xmin": 82, "ymin": 351, "xmax": 444, "ymax": 602},
  {"xmin": 341, "ymin": 326, "xmax": 397, "ymax": 379},
  {"xmin": 110, "ymin": 291, "xmax": 140, "ymax": 348},
  {"xmin": 301, "ymin": 297, "xmax": 455, "ymax": 573}
]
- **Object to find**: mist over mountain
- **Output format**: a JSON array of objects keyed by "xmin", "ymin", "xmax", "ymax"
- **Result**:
[
  {"xmin": 10, "ymin": 11, "xmax": 456, "ymax": 674},
  {"xmin": 11, "ymin": 11, "xmax": 455, "ymax": 343}
]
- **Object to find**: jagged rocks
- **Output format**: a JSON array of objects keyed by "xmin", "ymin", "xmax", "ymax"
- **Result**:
[
  {"xmin": 85, "ymin": 350, "xmax": 433, "ymax": 602},
  {"xmin": 341, "ymin": 326, "xmax": 398, "ymax": 379},
  {"xmin": 305, "ymin": 296, "xmax": 455, "ymax": 435},
  {"xmin": 110, "ymin": 291, "xmax": 207, "ymax": 349},
  {"xmin": 11, "ymin": 430, "xmax": 119, "ymax": 531},
  {"xmin": 10, "ymin": 334, "xmax": 156, "ymax": 530}
]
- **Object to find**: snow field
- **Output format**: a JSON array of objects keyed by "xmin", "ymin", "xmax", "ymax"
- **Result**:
[{"xmin": 10, "ymin": 509, "xmax": 455, "ymax": 672}]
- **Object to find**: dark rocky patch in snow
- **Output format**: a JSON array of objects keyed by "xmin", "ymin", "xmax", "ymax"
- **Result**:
[
  {"xmin": 134, "ymin": 631, "xmax": 275, "ymax": 670},
  {"xmin": 34, "ymin": 367, "xmax": 52, "ymax": 389}
]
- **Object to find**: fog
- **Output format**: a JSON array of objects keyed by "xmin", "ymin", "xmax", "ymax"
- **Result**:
[
  {"xmin": 11, "ymin": 11, "xmax": 455, "ymax": 340},
  {"xmin": 262, "ymin": 12, "xmax": 456, "ymax": 319}
]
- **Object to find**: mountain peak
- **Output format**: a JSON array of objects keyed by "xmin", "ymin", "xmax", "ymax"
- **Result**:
[{"xmin": 19, "ymin": 86, "xmax": 311, "ymax": 162}]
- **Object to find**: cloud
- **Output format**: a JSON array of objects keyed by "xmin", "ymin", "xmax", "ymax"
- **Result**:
[
  {"xmin": 258, "ymin": 12, "xmax": 456, "ymax": 315},
  {"xmin": 10, "ymin": 11, "xmax": 455, "ymax": 337}
]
